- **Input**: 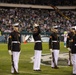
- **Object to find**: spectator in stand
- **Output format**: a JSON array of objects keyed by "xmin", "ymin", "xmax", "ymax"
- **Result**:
[{"xmin": 0, "ymin": 8, "xmax": 76, "ymax": 34}]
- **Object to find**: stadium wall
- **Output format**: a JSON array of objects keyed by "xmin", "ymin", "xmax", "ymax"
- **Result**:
[{"xmin": 0, "ymin": 3, "xmax": 76, "ymax": 9}]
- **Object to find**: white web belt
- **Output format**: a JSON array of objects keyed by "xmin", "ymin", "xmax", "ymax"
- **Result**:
[{"xmin": 12, "ymin": 41, "xmax": 20, "ymax": 43}]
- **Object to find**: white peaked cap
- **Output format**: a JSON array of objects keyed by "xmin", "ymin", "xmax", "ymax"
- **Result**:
[
  {"xmin": 53, "ymin": 25, "xmax": 58, "ymax": 29},
  {"xmin": 34, "ymin": 23, "xmax": 39, "ymax": 27},
  {"xmin": 75, "ymin": 26, "xmax": 76, "ymax": 30},
  {"xmin": 71, "ymin": 26, "xmax": 76, "ymax": 30},
  {"xmin": 13, "ymin": 23, "xmax": 19, "ymax": 27}
]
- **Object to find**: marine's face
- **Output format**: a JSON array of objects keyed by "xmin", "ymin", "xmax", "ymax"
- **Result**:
[
  {"xmin": 55, "ymin": 29, "xmax": 58, "ymax": 33},
  {"xmin": 33, "ymin": 27, "xmax": 38, "ymax": 32},
  {"xmin": 51, "ymin": 28, "xmax": 58, "ymax": 33},
  {"xmin": 53, "ymin": 29, "xmax": 58, "ymax": 33},
  {"xmin": 13, "ymin": 27, "xmax": 19, "ymax": 32}
]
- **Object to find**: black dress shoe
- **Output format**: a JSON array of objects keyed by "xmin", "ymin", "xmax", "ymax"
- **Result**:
[
  {"xmin": 51, "ymin": 67, "xmax": 54, "ymax": 68},
  {"xmin": 54, "ymin": 66, "xmax": 59, "ymax": 69},
  {"xmin": 37, "ymin": 69, "xmax": 41, "ymax": 71},
  {"xmin": 72, "ymin": 74, "xmax": 76, "ymax": 75},
  {"xmin": 68, "ymin": 64, "xmax": 72, "ymax": 66},
  {"xmin": 52, "ymin": 67, "xmax": 59, "ymax": 69},
  {"xmin": 34, "ymin": 69, "xmax": 41, "ymax": 71},
  {"xmin": 11, "ymin": 72, "xmax": 19, "ymax": 74}
]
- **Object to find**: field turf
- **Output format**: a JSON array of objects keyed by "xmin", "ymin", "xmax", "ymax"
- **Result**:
[{"xmin": 0, "ymin": 42, "xmax": 72, "ymax": 75}]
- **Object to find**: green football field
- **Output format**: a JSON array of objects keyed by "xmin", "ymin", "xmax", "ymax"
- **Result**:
[{"xmin": 0, "ymin": 42, "xmax": 73, "ymax": 75}]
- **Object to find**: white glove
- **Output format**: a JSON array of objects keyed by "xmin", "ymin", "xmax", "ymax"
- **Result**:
[
  {"xmin": 8, "ymin": 50, "xmax": 12, "ymax": 55},
  {"xmin": 34, "ymin": 23, "xmax": 39, "ymax": 27},
  {"xmin": 67, "ymin": 48, "xmax": 71, "ymax": 51},
  {"xmin": 50, "ymin": 49, "xmax": 53, "ymax": 52}
]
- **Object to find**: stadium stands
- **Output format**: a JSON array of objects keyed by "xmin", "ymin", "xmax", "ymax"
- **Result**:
[
  {"xmin": 0, "ymin": 7, "xmax": 76, "ymax": 34},
  {"xmin": 0, "ymin": 1, "xmax": 75, "ymax": 42},
  {"xmin": 0, "ymin": 0, "xmax": 76, "ymax": 6}
]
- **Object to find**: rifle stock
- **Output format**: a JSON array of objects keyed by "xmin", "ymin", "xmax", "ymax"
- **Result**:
[
  {"xmin": 52, "ymin": 52, "xmax": 57, "ymax": 68},
  {"xmin": 69, "ymin": 51, "xmax": 72, "ymax": 66},
  {"xmin": 50, "ymin": 5, "xmax": 70, "ymax": 20},
  {"xmin": 11, "ymin": 54, "xmax": 17, "ymax": 73}
]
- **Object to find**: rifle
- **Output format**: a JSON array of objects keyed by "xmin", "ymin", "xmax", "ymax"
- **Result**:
[
  {"xmin": 50, "ymin": 5, "xmax": 70, "ymax": 20},
  {"xmin": 68, "ymin": 51, "xmax": 72, "ymax": 66},
  {"xmin": 52, "ymin": 51, "xmax": 58, "ymax": 68},
  {"xmin": 11, "ymin": 53, "xmax": 18, "ymax": 73}
]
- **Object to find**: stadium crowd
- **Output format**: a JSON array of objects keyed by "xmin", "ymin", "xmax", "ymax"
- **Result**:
[
  {"xmin": 0, "ymin": 7, "xmax": 76, "ymax": 34},
  {"xmin": 0, "ymin": 0, "xmax": 76, "ymax": 6}
]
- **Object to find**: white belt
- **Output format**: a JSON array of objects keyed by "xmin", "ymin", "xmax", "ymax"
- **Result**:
[
  {"xmin": 75, "ymin": 44, "xmax": 76, "ymax": 46},
  {"xmin": 52, "ymin": 41, "xmax": 58, "ymax": 42},
  {"xmin": 12, "ymin": 41, "xmax": 20, "ymax": 43},
  {"xmin": 35, "ymin": 41, "xmax": 41, "ymax": 42}
]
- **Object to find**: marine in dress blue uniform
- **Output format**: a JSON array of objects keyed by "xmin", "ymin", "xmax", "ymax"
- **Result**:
[
  {"xmin": 66, "ymin": 29, "xmax": 74, "ymax": 66},
  {"xmin": 33, "ymin": 23, "xmax": 42, "ymax": 71},
  {"xmin": 8, "ymin": 23, "xmax": 21, "ymax": 74},
  {"xmin": 70, "ymin": 30, "xmax": 76, "ymax": 75},
  {"xmin": 49, "ymin": 28, "xmax": 60, "ymax": 69}
]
